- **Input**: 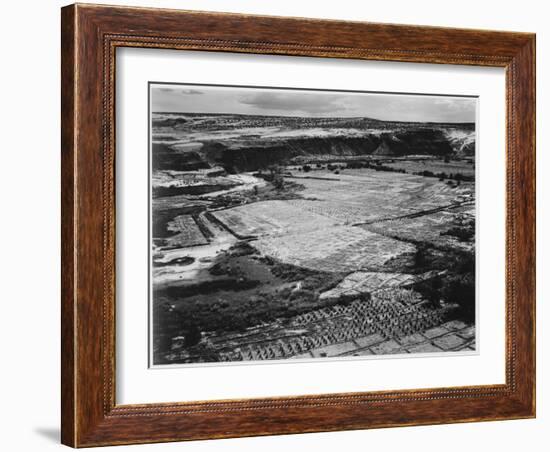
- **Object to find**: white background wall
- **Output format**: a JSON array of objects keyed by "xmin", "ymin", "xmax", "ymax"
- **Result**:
[{"xmin": 0, "ymin": 1, "xmax": 546, "ymax": 450}]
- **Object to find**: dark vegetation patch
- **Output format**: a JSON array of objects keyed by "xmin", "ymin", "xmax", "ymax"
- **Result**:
[
  {"xmin": 441, "ymin": 219, "xmax": 475, "ymax": 242},
  {"xmin": 257, "ymin": 255, "xmax": 326, "ymax": 282},
  {"xmin": 153, "ymin": 243, "xmax": 346, "ymax": 355},
  {"xmin": 414, "ymin": 170, "xmax": 474, "ymax": 182},
  {"xmin": 382, "ymin": 246, "xmax": 446, "ymax": 274},
  {"xmin": 161, "ymin": 278, "xmax": 262, "ymax": 299},
  {"xmin": 152, "ymin": 136, "xmax": 179, "ymax": 141},
  {"xmin": 152, "ymin": 183, "xmax": 236, "ymax": 198},
  {"xmin": 382, "ymin": 242, "xmax": 475, "ymax": 324},
  {"xmin": 410, "ymin": 244, "xmax": 475, "ymax": 323},
  {"xmin": 252, "ymin": 179, "xmax": 305, "ymax": 198}
]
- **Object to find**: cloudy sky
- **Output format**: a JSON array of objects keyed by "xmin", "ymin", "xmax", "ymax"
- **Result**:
[{"xmin": 151, "ymin": 84, "xmax": 476, "ymax": 123}]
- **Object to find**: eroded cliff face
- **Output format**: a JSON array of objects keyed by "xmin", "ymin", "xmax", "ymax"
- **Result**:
[
  {"xmin": 151, "ymin": 113, "xmax": 475, "ymax": 172},
  {"xmin": 216, "ymin": 136, "xmax": 381, "ymax": 172},
  {"xmin": 152, "ymin": 143, "xmax": 210, "ymax": 171}
]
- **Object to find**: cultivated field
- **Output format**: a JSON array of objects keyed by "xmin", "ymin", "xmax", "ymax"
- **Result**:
[
  {"xmin": 211, "ymin": 200, "xmax": 337, "ymax": 238},
  {"xmin": 164, "ymin": 215, "xmax": 209, "ymax": 248},
  {"xmin": 253, "ymin": 225, "xmax": 415, "ymax": 273},
  {"xmin": 285, "ymin": 169, "xmax": 473, "ymax": 224}
]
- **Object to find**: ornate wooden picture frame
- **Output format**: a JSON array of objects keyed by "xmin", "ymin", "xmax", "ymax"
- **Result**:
[{"xmin": 61, "ymin": 3, "xmax": 535, "ymax": 447}]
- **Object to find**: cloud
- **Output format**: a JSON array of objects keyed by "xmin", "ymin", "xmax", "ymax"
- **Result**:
[
  {"xmin": 152, "ymin": 84, "xmax": 476, "ymax": 122},
  {"xmin": 432, "ymin": 97, "xmax": 476, "ymax": 110},
  {"xmin": 156, "ymin": 87, "xmax": 204, "ymax": 95},
  {"xmin": 239, "ymin": 91, "xmax": 347, "ymax": 115},
  {"xmin": 180, "ymin": 89, "xmax": 204, "ymax": 95}
]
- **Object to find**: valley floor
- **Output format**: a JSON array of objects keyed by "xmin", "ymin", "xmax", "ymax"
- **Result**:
[{"xmin": 152, "ymin": 164, "xmax": 476, "ymax": 365}]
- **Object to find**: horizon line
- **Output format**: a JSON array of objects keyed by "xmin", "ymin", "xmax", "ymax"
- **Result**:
[{"xmin": 151, "ymin": 111, "xmax": 476, "ymax": 125}]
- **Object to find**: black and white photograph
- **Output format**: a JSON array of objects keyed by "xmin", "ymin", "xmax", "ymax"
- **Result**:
[{"xmin": 150, "ymin": 83, "xmax": 477, "ymax": 366}]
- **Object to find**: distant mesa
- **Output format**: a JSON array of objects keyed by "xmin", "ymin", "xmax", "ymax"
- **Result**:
[{"xmin": 151, "ymin": 112, "xmax": 475, "ymax": 172}]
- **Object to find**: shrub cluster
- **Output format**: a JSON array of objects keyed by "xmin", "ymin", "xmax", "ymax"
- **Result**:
[{"xmin": 412, "ymin": 245, "xmax": 475, "ymax": 323}]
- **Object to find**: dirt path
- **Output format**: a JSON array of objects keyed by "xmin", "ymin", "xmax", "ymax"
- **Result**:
[{"xmin": 198, "ymin": 173, "xmax": 266, "ymax": 198}]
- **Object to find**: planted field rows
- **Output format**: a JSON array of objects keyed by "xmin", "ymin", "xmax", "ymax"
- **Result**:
[
  {"xmin": 253, "ymin": 225, "xmax": 414, "ymax": 273},
  {"xmin": 319, "ymin": 270, "xmax": 441, "ymax": 301},
  {"xmin": 211, "ymin": 200, "xmax": 338, "ymax": 238},
  {"xmin": 287, "ymin": 170, "xmax": 473, "ymax": 224},
  {"xmin": 165, "ymin": 215, "xmax": 208, "ymax": 248},
  {"xmin": 167, "ymin": 286, "xmax": 474, "ymax": 364}
]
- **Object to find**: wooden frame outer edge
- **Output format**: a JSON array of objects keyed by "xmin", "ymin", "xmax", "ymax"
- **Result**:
[
  {"xmin": 61, "ymin": 4, "xmax": 77, "ymax": 447},
  {"xmin": 61, "ymin": 3, "xmax": 536, "ymax": 447}
]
